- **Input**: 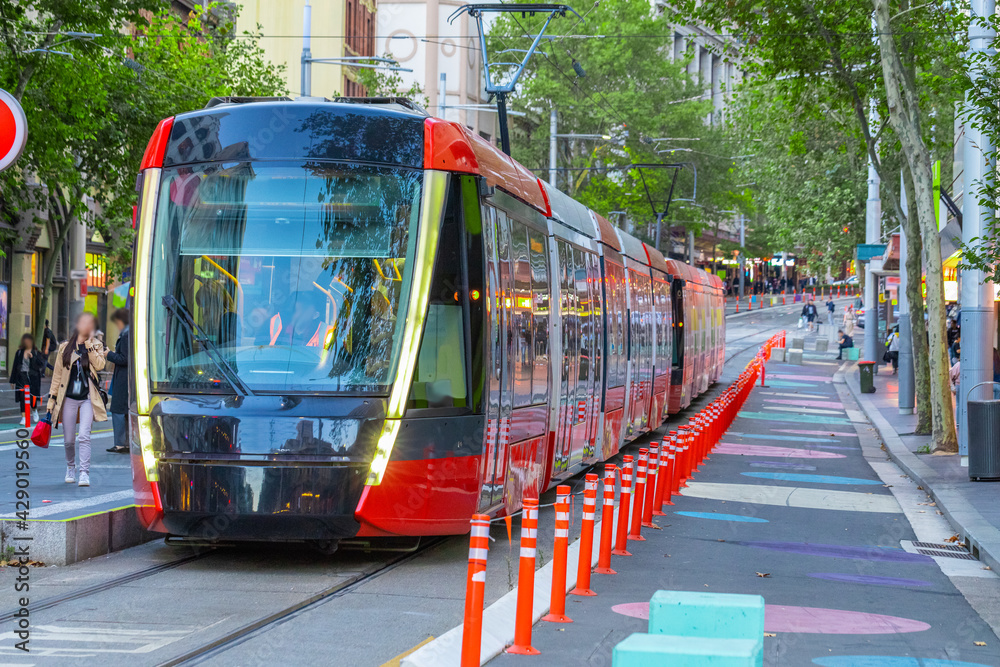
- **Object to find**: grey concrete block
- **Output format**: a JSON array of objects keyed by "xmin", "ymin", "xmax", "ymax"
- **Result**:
[
  {"xmin": 815, "ymin": 339, "xmax": 829, "ymax": 352},
  {"xmin": 787, "ymin": 349, "xmax": 804, "ymax": 365},
  {"xmin": 1, "ymin": 507, "xmax": 155, "ymax": 566},
  {"xmin": 771, "ymin": 347, "xmax": 786, "ymax": 362},
  {"xmin": 791, "ymin": 337, "xmax": 805, "ymax": 349}
]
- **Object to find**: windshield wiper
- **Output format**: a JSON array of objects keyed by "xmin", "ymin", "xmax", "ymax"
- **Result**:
[{"xmin": 161, "ymin": 295, "xmax": 255, "ymax": 397}]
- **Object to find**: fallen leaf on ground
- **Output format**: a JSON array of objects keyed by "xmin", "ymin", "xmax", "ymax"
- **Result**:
[
  {"xmin": 974, "ymin": 641, "xmax": 986, "ymax": 647},
  {"xmin": 764, "ymin": 633, "xmax": 777, "ymax": 638},
  {"xmin": 756, "ymin": 572, "xmax": 771, "ymax": 578},
  {"xmin": 946, "ymin": 535, "xmax": 960, "ymax": 543}
]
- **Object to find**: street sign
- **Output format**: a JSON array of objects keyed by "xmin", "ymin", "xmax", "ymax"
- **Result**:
[
  {"xmin": 0, "ymin": 88, "xmax": 27, "ymax": 173},
  {"xmin": 857, "ymin": 243, "xmax": 886, "ymax": 262},
  {"xmin": 69, "ymin": 269, "xmax": 87, "ymax": 280}
]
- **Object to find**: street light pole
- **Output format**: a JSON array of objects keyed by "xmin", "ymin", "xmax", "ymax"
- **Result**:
[
  {"xmin": 863, "ymin": 17, "xmax": 881, "ymax": 368},
  {"xmin": 739, "ymin": 214, "xmax": 746, "ymax": 300},
  {"xmin": 301, "ymin": 1, "xmax": 312, "ymax": 96},
  {"xmin": 959, "ymin": 0, "xmax": 998, "ymax": 459},
  {"xmin": 549, "ymin": 108, "xmax": 558, "ymax": 187}
]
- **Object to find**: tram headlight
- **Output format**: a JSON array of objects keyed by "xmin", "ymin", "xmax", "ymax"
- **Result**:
[
  {"xmin": 367, "ymin": 419, "xmax": 401, "ymax": 486},
  {"xmin": 136, "ymin": 415, "xmax": 159, "ymax": 483}
]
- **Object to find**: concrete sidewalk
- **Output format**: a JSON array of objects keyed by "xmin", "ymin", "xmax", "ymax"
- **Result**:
[{"xmin": 843, "ymin": 360, "xmax": 1000, "ymax": 574}]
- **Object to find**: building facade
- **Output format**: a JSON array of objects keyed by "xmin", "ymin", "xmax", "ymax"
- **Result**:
[
  {"xmin": 235, "ymin": 0, "xmax": 376, "ymax": 98},
  {"xmin": 377, "ymin": 0, "xmax": 496, "ymax": 139}
]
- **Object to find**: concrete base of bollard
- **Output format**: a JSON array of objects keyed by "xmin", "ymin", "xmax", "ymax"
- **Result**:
[
  {"xmin": 770, "ymin": 347, "xmax": 785, "ymax": 362},
  {"xmin": 613, "ymin": 633, "xmax": 762, "ymax": 667},
  {"xmin": 790, "ymin": 337, "xmax": 805, "ymax": 350},
  {"xmin": 786, "ymin": 349, "xmax": 804, "ymax": 365},
  {"xmin": 815, "ymin": 339, "xmax": 829, "ymax": 352},
  {"xmin": 648, "ymin": 590, "xmax": 765, "ymax": 641}
]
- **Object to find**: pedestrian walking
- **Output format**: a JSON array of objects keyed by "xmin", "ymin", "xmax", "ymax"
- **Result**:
[
  {"xmin": 105, "ymin": 309, "xmax": 130, "ymax": 454},
  {"xmin": 11, "ymin": 333, "xmax": 45, "ymax": 425},
  {"xmin": 802, "ymin": 301, "xmax": 818, "ymax": 332},
  {"xmin": 843, "ymin": 305, "xmax": 855, "ymax": 336},
  {"xmin": 826, "ymin": 297, "xmax": 835, "ymax": 328},
  {"xmin": 47, "ymin": 312, "xmax": 108, "ymax": 487},
  {"xmin": 885, "ymin": 328, "xmax": 900, "ymax": 374}
]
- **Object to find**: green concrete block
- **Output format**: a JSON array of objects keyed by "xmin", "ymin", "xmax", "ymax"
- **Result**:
[
  {"xmin": 846, "ymin": 347, "xmax": 860, "ymax": 360},
  {"xmin": 648, "ymin": 590, "xmax": 765, "ymax": 642},
  {"xmin": 613, "ymin": 633, "xmax": 761, "ymax": 667}
]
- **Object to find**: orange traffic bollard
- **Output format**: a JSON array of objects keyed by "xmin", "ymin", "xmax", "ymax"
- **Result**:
[
  {"xmin": 507, "ymin": 498, "xmax": 540, "ymax": 655},
  {"xmin": 677, "ymin": 426, "xmax": 692, "ymax": 487},
  {"xmin": 23, "ymin": 385, "xmax": 31, "ymax": 428},
  {"xmin": 641, "ymin": 444, "xmax": 659, "ymax": 528},
  {"xmin": 461, "ymin": 514, "xmax": 491, "ymax": 667},
  {"xmin": 612, "ymin": 455, "xmax": 634, "ymax": 556},
  {"xmin": 595, "ymin": 464, "xmax": 617, "ymax": 575},
  {"xmin": 656, "ymin": 434, "xmax": 676, "ymax": 510},
  {"xmin": 543, "ymin": 486, "xmax": 572, "ymax": 623},
  {"xmin": 628, "ymin": 449, "xmax": 648, "ymax": 541},
  {"xmin": 736, "ymin": 295, "xmax": 739, "ymax": 313},
  {"xmin": 570, "ymin": 474, "xmax": 599, "ymax": 596}
]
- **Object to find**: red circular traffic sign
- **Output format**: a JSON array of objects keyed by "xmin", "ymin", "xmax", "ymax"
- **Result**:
[{"xmin": 0, "ymin": 89, "xmax": 27, "ymax": 173}]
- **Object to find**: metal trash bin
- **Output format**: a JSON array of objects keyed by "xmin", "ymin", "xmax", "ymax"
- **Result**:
[
  {"xmin": 859, "ymin": 361, "xmax": 876, "ymax": 394},
  {"xmin": 969, "ymin": 382, "xmax": 1000, "ymax": 481}
]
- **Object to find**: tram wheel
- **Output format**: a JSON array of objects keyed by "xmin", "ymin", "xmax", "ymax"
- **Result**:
[{"xmin": 310, "ymin": 539, "xmax": 340, "ymax": 555}]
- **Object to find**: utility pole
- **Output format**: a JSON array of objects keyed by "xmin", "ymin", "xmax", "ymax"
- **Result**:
[
  {"xmin": 863, "ymin": 97, "xmax": 881, "ymax": 368},
  {"xmin": 301, "ymin": 0, "xmax": 312, "ymax": 96},
  {"xmin": 898, "ymin": 198, "xmax": 915, "ymax": 414},
  {"xmin": 959, "ymin": 0, "xmax": 998, "ymax": 459},
  {"xmin": 439, "ymin": 73, "xmax": 447, "ymax": 117},
  {"xmin": 739, "ymin": 214, "xmax": 746, "ymax": 299},
  {"xmin": 687, "ymin": 230, "xmax": 695, "ymax": 266},
  {"xmin": 549, "ymin": 108, "xmax": 558, "ymax": 187}
]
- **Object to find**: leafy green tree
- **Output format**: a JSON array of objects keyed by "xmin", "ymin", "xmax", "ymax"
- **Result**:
[
  {"xmin": 0, "ymin": 1, "xmax": 285, "ymax": 340},
  {"xmin": 682, "ymin": 0, "xmax": 965, "ymax": 448},
  {"xmin": 485, "ymin": 0, "xmax": 740, "ymax": 255},
  {"xmin": 729, "ymin": 82, "xmax": 866, "ymax": 281}
]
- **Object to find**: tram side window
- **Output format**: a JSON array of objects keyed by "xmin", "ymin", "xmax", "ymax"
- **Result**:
[
  {"xmin": 407, "ymin": 178, "xmax": 469, "ymax": 410},
  {"xmin": 672, "ymin": 280, "xmax": 684, "ymax": 368},
  {"xmin": 605, "ymin": 261, "xmax": 626, "ymax": 388},
  {"xmin": 511, "ymin": 223, "xmax": 534, "ymax": 408},
  {"xmin": 587, "ymin": 252, "xmax": 603, "ymax": 400},
  {"xmin": 575, "ymin": 248, "xmax": 591, "ymax": 392},
  {"xmin": 528, "ymin": 229, "xmax": 549, "ymax": 405}
]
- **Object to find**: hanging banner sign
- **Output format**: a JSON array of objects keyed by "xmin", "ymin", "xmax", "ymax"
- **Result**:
[{"xmin": 0, "ymin": 89, "xmax": 28, "ymax": 173}]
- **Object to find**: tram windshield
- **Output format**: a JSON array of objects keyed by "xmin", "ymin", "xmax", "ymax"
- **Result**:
[{"xmin": 146, "ymin": 162, "xmax": 422, "ymax": 394}]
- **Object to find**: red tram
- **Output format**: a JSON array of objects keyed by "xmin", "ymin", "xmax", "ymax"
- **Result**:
[{"xmin": 128, "ymin": 98, "xmax": 724, "ymax": 548}]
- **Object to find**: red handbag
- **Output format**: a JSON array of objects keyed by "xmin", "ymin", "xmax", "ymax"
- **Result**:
[{"xmin": 31, "ymin": 413, "xmax": 52, "ymax": 448}]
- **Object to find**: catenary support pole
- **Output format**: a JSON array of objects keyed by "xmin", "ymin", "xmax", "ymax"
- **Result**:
[
  {"xmin": 300, "ymin": 1, "xmax": 312, "ymax": 97},
  {"xmin": 863, "ymin": 23, "xmax": 881, "ymax": 368},
  {"xmin": 549, "ymin": 108, "xmax": 558, "ymax": 187},
  {"xmin": 959, "ymin": 0, "xmax": 998, "ymax": 460},
  {"xmin": 897, "ymin": 185, "xmax": 915, "ymax": 415}
]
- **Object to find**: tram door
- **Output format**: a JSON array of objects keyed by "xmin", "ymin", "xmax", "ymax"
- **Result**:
[
  {"xmin": 553, "ymin": 242, "xmax": 593, "ymax": 472},
  {"xmin": 480, "ymin": 206, "xmax": 516, "ymax": 510}
]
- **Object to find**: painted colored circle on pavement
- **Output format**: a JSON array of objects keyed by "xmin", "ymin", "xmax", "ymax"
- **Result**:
[
  {"xmin": 613, "ymin": 603, "xmax": 931, "ymax": 634},
  {"xmin": 741, "ymin": 472, "xmax": 883, "ymax": 485},
  {"xmin": 715, "ymin": 443, "xmax": 845, "ymax": 459},
  {"xmin": 736, "ymin": 541, "xmax": 934, "ymax": 564},
  {"xmin": 808, "ymin": 573, "xmax": 933, "ymax": 588},
  {"xmin": 750, "ymin": 461, "xmax": 818, "ymax": 471},
  {"xmin": 774, "ymin": 428, "xmax": 859, "ymax": 438},
  {"xmin": 814, "ymin": 657, "xmax": 993, "ymax": 666},
  {"xmin": 765, "ymin": 605, "xmax": 930, "ymax": 634},
  {"xmin": 730, "ymin": 432, "xmax": 838, "ymax": 443},
  {"xmin": 675, "ymin": 511, "xmax": 769, "ymax": 523}
]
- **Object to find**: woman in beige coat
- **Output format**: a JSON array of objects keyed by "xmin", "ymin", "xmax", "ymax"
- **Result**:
[{"xmin": 47, "ymin": 312, "xmax": 107, "ymax": 487}]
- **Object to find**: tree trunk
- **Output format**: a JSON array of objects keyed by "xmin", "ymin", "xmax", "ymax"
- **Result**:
[
  {"xmin": 35, "ymin": 191, "xmax": 77, "ymax": 342},
  {"xmin": 873, "ymin": 0, "xmax": 957, "ymax": 452},
  {"xmin": 901, "ymin": 159, "xmax": 932, "ymax": 434}
]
